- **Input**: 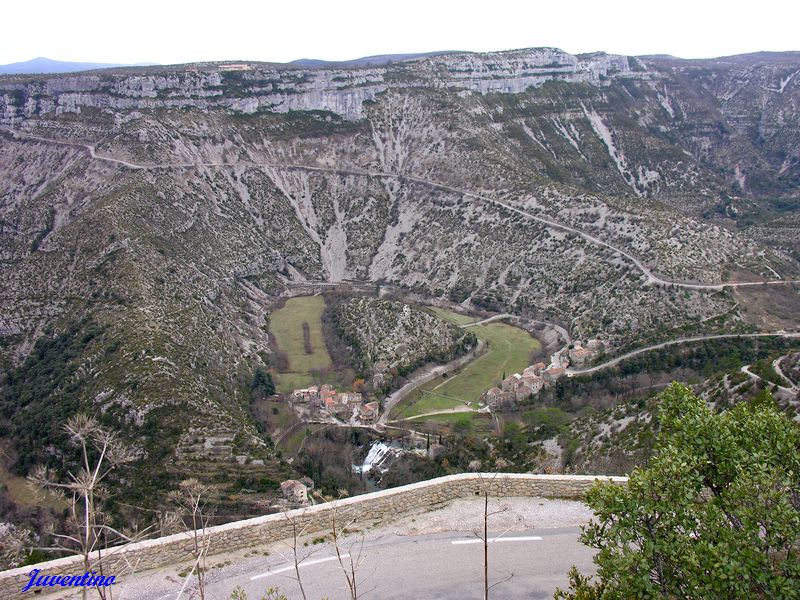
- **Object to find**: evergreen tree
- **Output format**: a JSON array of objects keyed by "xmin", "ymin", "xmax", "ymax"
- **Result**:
[{"xmin": 251, "ymin": 367, "xmax": 275, "ymax": 397}]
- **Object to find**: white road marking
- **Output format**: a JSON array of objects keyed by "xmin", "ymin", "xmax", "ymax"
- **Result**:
[
  {"xmin": 451, "ymin": 536, "xmax": 542, "ymax": 545},
  {"xmin": 250, "ymin": 554, "xmax": 349, "ymax": 581}
]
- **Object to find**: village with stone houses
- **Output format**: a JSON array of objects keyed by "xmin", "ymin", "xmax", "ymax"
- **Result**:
[
  {"xmin": 278, "ymin": 383, "xmax": 383, "ymax": 506},
  {"xmin": 277, "ymin": 338, "xmax": 606, "ymax": 505},
  {"xmin": 482, "ymin": 340, "xmax": 604, "ymax": 409},
  {"xmin": 282, "ymin": 336, "xmax": 605, "ymax": 434},
  {"xmin": 289, "ymin": 383, "xmax": 380, "ymax": 425}
]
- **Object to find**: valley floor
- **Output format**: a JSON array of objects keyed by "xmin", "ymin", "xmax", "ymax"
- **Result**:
[{"xmin": 392, "ymin": 318, "xmax": 541, "ymax": 420}]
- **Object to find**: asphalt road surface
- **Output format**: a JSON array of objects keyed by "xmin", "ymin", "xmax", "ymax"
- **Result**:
[{"xmin": 136, "ymin": 526, "xmax": 594, "ymax": 600}]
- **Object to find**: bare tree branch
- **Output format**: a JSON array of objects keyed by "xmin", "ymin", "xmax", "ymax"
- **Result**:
[
  {"xmin": 169, "ymin": 478, "xmax": 213, "ymax": 600},
  {"xmin": 27, "ymin": 415, "xmax": 146, "ymax": 600},
  {"xmin": 318, "ymin": 491, "xmax": 377, "ymax": 600},
  {"xmin": 274, "ymin": 509, "xmax": 319, "ymax": 600},
  {"xmin": 470, "ymin": 471, "xmax": 516, "ymax": 600}
]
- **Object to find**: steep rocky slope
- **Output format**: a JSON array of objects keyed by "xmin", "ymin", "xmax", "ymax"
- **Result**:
[
  {"xmin": 0, "ymin": 47, "xmax": 798, "ymax": 512},
  {"xmin": 328, "ymin": 296, "xmax": 477, "ymax": 387}
]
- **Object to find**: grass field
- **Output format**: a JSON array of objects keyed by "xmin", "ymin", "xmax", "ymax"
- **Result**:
[
  {"xmin": 270, "ymin": 296, "xmax": 333, "ymax": 393},
  {"xmin": 427, "ymin": 307, "xmax": 479, "ymax": 326},
  {"xmin": 403, "ymin": 411, "xmax": 498, "ymax": 435},
  {"xmin": 394, "ymin": 311, "xmax": 541, "ymax": 419},
  {"xmin": 279, "ymin": 423, "xmax": 329, "ymax": 457}
]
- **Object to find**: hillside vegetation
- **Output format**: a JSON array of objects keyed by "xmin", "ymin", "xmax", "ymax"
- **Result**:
[
  {"xmin": 327, "ymin": 296, "xmax": 477, "ymax": 389},
  {"xmin": 0, "ymin": 47, "xmax": 798, "ymax": 521}
]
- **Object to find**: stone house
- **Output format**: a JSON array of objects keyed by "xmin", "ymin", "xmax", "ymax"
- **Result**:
[
  {"xmin": 568, "ymin": 346, "xmax": 592, "ymax": 367},
  {"xmin": 501, "ymin": 373, "xmax": 523, "ymax": 391},
  {"xmin": 292, "ymin": 386, "xmax": 319, "ymax": 402},
  {"xmin": 323, "ymin": 391, "xmax": 364, "ymax": 418},
  {"xmin": 496, "ymin": 390, "xmax": 517, "ymax": 408},
  {"xmin": 323, "ymin": 395, "xmax": 337, "ymax": 412},
  {"xmin": 338, "ymin": 392, "xmax": 363, "ymax": 406},
  {"xmin": 280, "ymin": 479, "xmax": 309, "ymax": 503},
  {"xmin": 543, "ymin": 367, "xmax": 566, "ymax": 383},
  {"xmin": 484, "ymin": 386, "xmax": 515, "ymax": 409},
  {"xmin": 514, "ymin": 379, "xmax": 536, "ymax": 402},
  {"xmin": 529, "ymin": 362, "xmax": 547, "ymax": 375},
  {"xmin": 522, "ymin": 366, "xmax": 539, "ymax": 379},
  {"xmin": 512, "ymin": 374, "xmax": 544, "ymax": 401},
  {"xmin": 359, "ymin": 401, "xmax": 379, "ymax": 423},
  {"xmin": 521, "ymin": 374, "xmax": 544, "ymax": 394},
  {"xmin": 324, "ymin": 396, "xmax": 349, "ymax": 417},
  {"xmin": 428, "ymin": 443, "xmax": 446, "ymax": 460},
  {"xmin": 484, "ymin": 386, "xmax": 503, "ymax": 405},
  {"xmin": 319, "ymin": 384, "xmax": 337, "ymax": 407}
]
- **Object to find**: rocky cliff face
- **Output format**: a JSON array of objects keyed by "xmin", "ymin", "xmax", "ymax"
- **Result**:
[
  {"xmin": 4, "ymin": 48, "xmax": 796, "ymax": 204},
  {"xmin": 0, "ymin": 47, "xmax": 797, "ymax": 513},
  {"xmin": 0, "ymin": 49, "xmax": 638, "ymax": 122}
]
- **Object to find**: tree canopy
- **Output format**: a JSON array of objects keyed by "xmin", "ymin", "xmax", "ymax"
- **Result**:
[
  {"xmin": 556, "ymin": 383, "xmax": 800, "ymax": 599},
  {"xmin": 251, "ymin": 367, "xmax": 275, "ymax": 397}
]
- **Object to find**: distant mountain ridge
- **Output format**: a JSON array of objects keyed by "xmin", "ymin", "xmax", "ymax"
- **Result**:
[
  {"xmin": 0, "ymin": 52, "xmax": 453, "ymax": 75},
  {"xmin": 288, "ymin": 51, "xmax": 458, "ymax": 67},
  {"xmin": 0, "ymin": 57, "xmax": 152, "ymax": 75},
  {"xmin": 8, "ymin": 50, "xmax": 798, "ymax": 76}
]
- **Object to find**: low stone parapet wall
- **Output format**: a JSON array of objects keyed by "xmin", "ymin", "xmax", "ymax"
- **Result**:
[{"xmin": 0, "ymin": 473, "xmax": 626, "ymax": 598}]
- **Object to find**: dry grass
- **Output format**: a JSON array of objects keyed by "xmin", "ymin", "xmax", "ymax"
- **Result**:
[
  {"xmin": 0, "ymin": 462, "xmax": 66, "ymax": 510},
  {"xmin": 733, "ymin": 283, "xmax": 800, "ymax": 330}
]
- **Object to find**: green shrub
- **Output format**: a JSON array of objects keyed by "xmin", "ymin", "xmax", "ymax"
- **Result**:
[{"xmin": 557, "ymin": 383, "xmax": 800, "ymax": 599}]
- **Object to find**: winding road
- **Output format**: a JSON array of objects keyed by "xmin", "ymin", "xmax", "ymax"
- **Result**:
[
  {"xmin": 463, "ymin": 313, "xmax": 512, "ymax": 327},
  {"xmin": 773, "ymin": 356, "xmax": 799, "ymax": 391},
  {"xmin": 5, "ymin": 127, "xmax": 799, "ymax": 293},
  {"xmin": 378, "ymin": 338, "xmax": 486, "ymax": 424},
  {"xmin": 740, "ymin": 360, "xmax": 799, "ymax": 395},
  {"xmin": 387, "ymin": 405, "xmax": 478, "ymax": 422},
  {"xmin": 567, "ymin": 331, "xmax": 800, "ymax": 377},
  {"xmin": 6, "ymin": 127, "xmax": 799, "ymax": 404}
]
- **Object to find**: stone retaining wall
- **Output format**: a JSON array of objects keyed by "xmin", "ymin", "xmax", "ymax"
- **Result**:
[{"xmin": 0, "ymin": 473, "xmax": 626, "ymax": 598}]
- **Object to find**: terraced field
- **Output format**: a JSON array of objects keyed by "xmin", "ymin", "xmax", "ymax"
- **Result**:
[
  {"xmin": 394, "ymin": 312, "xmax": 541, "ymax": 420},
  {"xmin": 269, "ymin": 296, "xmax": 333, "ymax": 393}
]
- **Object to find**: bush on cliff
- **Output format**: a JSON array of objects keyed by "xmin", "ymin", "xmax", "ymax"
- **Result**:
[{"xmin": 556, "ymin": 383, "xmax": 800, "ymax": 599}]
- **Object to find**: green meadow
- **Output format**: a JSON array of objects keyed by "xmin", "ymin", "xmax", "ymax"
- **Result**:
[
  {"xmin": 394, "ymin": 310, "xmax": 540, "ymax": 419},
  {"xmin": 270, "ymin": 296, "xmax": 333, "ymax": 393}
]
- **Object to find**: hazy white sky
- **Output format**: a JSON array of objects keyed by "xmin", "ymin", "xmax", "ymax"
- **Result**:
[{"xmin": 2, "ymin": 0, "xmax": 798, "ymax": 65}]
